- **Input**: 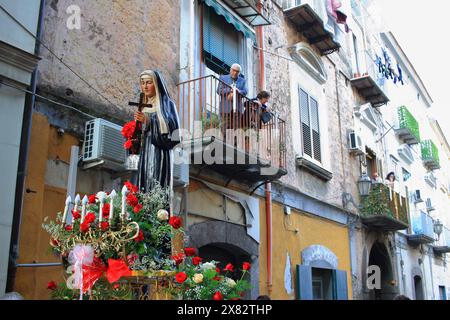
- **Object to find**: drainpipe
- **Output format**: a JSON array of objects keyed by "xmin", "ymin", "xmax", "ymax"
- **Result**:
[
  {"xmin": 257, "ymin": 0, "xmax": 272, "ymax": 296},
  {"xmin": 6, "ymin": 0, "xmax": 46, "ymax": 292}
]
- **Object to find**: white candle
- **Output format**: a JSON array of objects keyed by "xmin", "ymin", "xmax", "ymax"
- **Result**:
[
  {"xmin": 109, "ymin": 190, "xmax": 117, "ymax": 224},
  {"xmin": 62, "ymin": 195, "xmax": 71, "ymax": 225},
  {"xmin": 81, "ymin": 195, "xmax": 88, "ymax": 222},
  {"xmin": 98, "ymin": 191, "xmax": 106, "ymax": 225},
  {"xmin": 121, "ymin": 185, "xmax": 128, "ymax": 221}
]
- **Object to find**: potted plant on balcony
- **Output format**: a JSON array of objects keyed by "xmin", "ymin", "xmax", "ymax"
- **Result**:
[{"xmin": 360, "ymin": 183, "xmax": 393, "ymax": 218}]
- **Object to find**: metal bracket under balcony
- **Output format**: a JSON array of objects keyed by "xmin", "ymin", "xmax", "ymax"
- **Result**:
[
  {"xmin": 361, "ymin": 215, "xmax": 409, "ymax": 232},
  {"xmin": 395, "ymin": 127, "xmax": 420, "ymax": 145},
  {"xmin": 185, "ymin": 137, "xmax": 287, "ymax": 184},
  {"xmin": 433, "ymin": 246, "xmax": 450, "ymax": 254},
  {"xmin": 284, "ymin": 4, "xmax": 340, "ymax": 55},
  {"xmin": 407, "ymin": 234, "xmax": 435, "ymax": 245},
  {"xmin": 350, "ymin": 75, "xmax": 389, "ymax": 107}
]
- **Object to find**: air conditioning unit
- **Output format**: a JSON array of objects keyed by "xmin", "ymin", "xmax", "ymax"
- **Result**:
[
  {"xmin": 413, "ymin": 189, "xmax": 424, "ymax": 203},
  {"xmin": 82, "ymin": 118, "xmax": 127, "ymax": 171},
  {"xmin": 173, "ymin": 147, "xmax": 189, "ymax": 187},
  {"xmin": 426, "ymin": 198, "xmax": 435, "ymax": 212},
  {"xmin": 348, "ymin": 131, "xmax": 365, "ymax": 155}
]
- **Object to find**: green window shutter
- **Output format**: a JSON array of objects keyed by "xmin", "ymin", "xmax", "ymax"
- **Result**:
[
  {"xmin": 299, "ymin": 88, "xmax": 312, "ymax": 158},
  {"xmin": 296, "ymin": 265, "xmax": 313, "ymax": 300},
  {"xmin": 332, "ymin": 269, "xmax": 348, "ymax": 300}
]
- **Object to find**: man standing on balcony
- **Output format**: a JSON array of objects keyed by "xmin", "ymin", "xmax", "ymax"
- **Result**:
[{"xmin": 217, "ymin": 63, "xmax": 248, "ymax": 136}]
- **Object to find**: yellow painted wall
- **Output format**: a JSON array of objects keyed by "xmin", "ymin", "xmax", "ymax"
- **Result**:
[{"xmin": 259, "ymin": 200, "xmax": 353, "ymax": 300}]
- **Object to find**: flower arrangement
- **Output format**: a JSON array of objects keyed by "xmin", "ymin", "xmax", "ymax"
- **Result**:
[{"xmin": 121, "ymin": 121, "xmax": 142, "ymax": 154}]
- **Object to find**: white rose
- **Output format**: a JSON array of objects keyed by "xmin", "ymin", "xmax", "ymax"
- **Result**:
[
  {"xmin": 193, "ymin": 273, "xmax": 204, "ymax": 284},
  {"xmin": 200, "ymin": 262, "xmax": 216, "ymax": 270},
  {"xmin": 225, "ymin": 278, "xmax": 236, "ymax": 288},
  {"xmin": 157, "ymin": 209, "xmax": 169, "ymax": 221}
]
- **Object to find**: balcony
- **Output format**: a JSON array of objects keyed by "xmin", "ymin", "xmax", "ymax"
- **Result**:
[
  {"xmin": 395, "ymin": 106, "xmax": 420, "ymax": 145},
  {"xmin": 433, "ymin": 227, "xmax": 450, "ymax": 254},
  {"xmin": 283, "ymin": 1, "xmax": 340, "ymax": 55},
  {"xmin": 176, "ymin": 75, "xmax": 287, "ymax": 185},
  {"xmin": 421, "ymin": 140, "xmax": 440, "ymax": 171},
  {"xmin": 407, "ymin": 211, "xmax": 435, "ymax": 245},
  {"xmin": 351, "ymin": 51, "xmax": 389, "ymax": 108},
  {"xmin": 219, "ymin": 0, "xmax": 271, "ymax": 26},
  {"xmin": 360, "ymin": 184, "xmax": 409, "ymax": 232}
]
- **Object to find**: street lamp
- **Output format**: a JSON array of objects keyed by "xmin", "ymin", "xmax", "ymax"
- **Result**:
[
  {"xmin": 434, "ymin": 219, "xmax": 443, "ymax": 241},
  {"xmin": 358, "ymin": 174, "xmax": 372, "ymax": 197}
]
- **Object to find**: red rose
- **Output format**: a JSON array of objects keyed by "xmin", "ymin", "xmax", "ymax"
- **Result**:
[
  {"xmin": 72, "ymin": 210, "xmax": 81, "ymax": 220},
  {"xmin": 126, "ymin": 194, "xmax": 139, "ymax": 207},
  {"xmin": 113, "ymin": 283, "xmax": 120, "ymax": 290},
  {"xmin": 121, "ymin": 121, "xmax": 136, "ymax": 139},
  {"xmin": 134, "ymin": 230, "xmax": 144, "ymax": 242},
  {"xmin": 102, "ymin": 203, "xmax": 110, "ymax": 218},
  {"xmin": 242, "ymin": 262, "xmax": 251, "ymax": 271},
  {"xmin": 88, "ymin": 194, "xmax": 97, "ymax": 204},
  {"xmin": 50, "ymin": 238, "xmax": 59, "ymax": 246},
  {"xmin": 64, "ymin": 225, "xmax": 73, "ymax": 231},
  {"xmin": 80, "ymin": 221, "xmax": 90, "ymax": 232},
  {"xmin": 213, "ymin": 291, "xmax": 223, "ymax": 300},
  {"xmin": 169, "ymin": 216, "xmax": 182, "ymax": 229},
  {"xmin": 215, "ymin": 267, "xmax": 221, "ymax": 274},
  {"xmin": 175, "ymin": 272, "xmax": 187, "ymax": 284},
  {"xmin": 213, "ymin": 276, "xmax": 221, "ymax": 281},
  {"xmin": 172, "ymin": 253, "xmax": 184, "ymax": 266},
  {"xmin": 124, "ymin": 139, "xmax": 133, "ymax": 150},
  {"xmin": 47, "ymin": 281, "xmax": 57, "ymax": 290},
  {"xmin": 192, "ymin": 256, "xmax": 202, "ymax": 266},
  {"xmin": 84, "ymin": 212, "xmax": 96, "ymax": 224},
  {"xmin": 124, "ymin": 181, "xmax": 138, "ymax": 194},
  {"xmin": 100, "ymin": 221, "xmax": 109, "ymax": 230},
  {"xmin": 183, "ymin": 248, "xmax": 196, "ymax": 257},
  {"xmin": 133, "ymin": 204, "xmax": 142, "ymax": 213},
  {"xmin": 223, "ymin": 263, "xmax": 234, "ymax": 272}
]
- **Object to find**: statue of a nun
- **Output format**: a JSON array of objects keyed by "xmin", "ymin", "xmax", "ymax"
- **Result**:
[{"xmin": 132, "ymin": 70, "xmax": 180, "ymax": 193}]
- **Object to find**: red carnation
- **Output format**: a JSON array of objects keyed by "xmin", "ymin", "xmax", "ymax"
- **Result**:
[
  {"xmin": 223, "ymin": 263, "xmax": 234, "ymax": 272},
  {"xmin": 192, "ymin": 256, "xmax": 202, "ymax": 266},
  {"xmin": 64, "ymin": 225, "xmax": 73, "ymax": 231},
  {"xmin": 124, "ymin": 181, "xmax": 138, "ymax": 194},
  {"xmin": 134, "ymin": 230, "xmax": 144, "ymax": 242},
  {"xmin": 172, "ymin": 253, "xmax": 185, "ymax": 266},
  {"xmin": 84, "ymin": 212, "xmax": 96, "ymax": 224},
  {"xmin": 124, "ymin": 139, "xmax": 133, "ymax": 150},
  {"xmin": 47, "ymin": 281, "xmax": 57, "ymax": 290},
  {"xmin": 169, "ymin": 216, "xmax": 182, "ymax": 229},
  {"xmin": 100, "ymin": 221, "xmax": 109, "ymax": 230},
  {"xmin": 80, "ymin": 221, "xmax": 90, "ymax": 232},
  {"xmin": 213, "ymin": 291, "xmax": 223, "ymax": 300},
  {"xmin": 102, "ymin": 203, "xmax": 110, "ymax": 218},
  {"xmin": 133, "ymin": 204, "xmax": 143, "ymax": 213},
  {"xmin": 121, "ymin": 121, "xmax": 136, "ymax": 139},
  {"xmin": 243, "ymin": 262, "xmax": 251, "ymax": 271},
  {"xmin": 88, "ymin": 194, "xmax": 97, "ymax": 204},
  {"xmin": 126, "ymin": 194, "xmax": 139, "ymax": 207},
  {"xmin": 175, "ymin": 272, "xmax": 187, "ymax": 284},
  {"xmin": 183, "ymin": 248, "xmax": 196, "ymax": 257},
  {"xmin": 72, "ymin": 210, "xmax": 81, "ymax": 220}
]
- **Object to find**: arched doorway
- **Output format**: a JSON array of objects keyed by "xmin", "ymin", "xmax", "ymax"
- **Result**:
[
  {"xmin": 413, "ymin": 276, "xmax": 424, "ymax": 300},
  {"xmin": 368, "ymin": 242, "xmax": 396, "ymax": 300}
]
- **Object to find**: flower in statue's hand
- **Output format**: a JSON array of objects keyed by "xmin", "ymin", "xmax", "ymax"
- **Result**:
[
  {"xmin": 223, "ymin": 263, "xmax": 234, "ymax": 272},
  {"xmin": 47, "ymin": 281, "xmax": 57, "ymax": 290},
  {"xmin": 192, "ymin": 256, "xmax": 202, "ymax": 266},
  {"xmin": 213, "ymin": 292, "xmax": 223, "ymax": 300},
  {"xmin": 121, "ymin": 121, "xmax": 136, "ymax": 139},
  {"xmin": 157, "ymin": 209, "xmax": 169, "ymax": 221},
  {"xmin": 72, "ymin": 210, "xmax": 81, "ymax": 220},
  {"xmin": 169, "ymin": 216, "xmax": 182, "ymax": 229},
  {"xmin": 100, "ymin": 221, "xmax": 109, "ymax": 230},
  {"xmin": 183, "ymin": 247, "xmax": 196, "ymax": 257},
  {"xmin": 124, "ymin": 139, "xmax": 133, "ymax": 150},
  {"xmin": 134, "ymin": 230, "xmax": 144, "ymax": 242},
  {"xmin": 242, "ymin": 262, "xmax": 251, "ymax": 271},
  {"xmin": 175, "ymin": 272, "xmax": 187, "ymax": 284},
  {"xmin": 193, "ymin": 273, "xmax": 203, "ymax": 284}
]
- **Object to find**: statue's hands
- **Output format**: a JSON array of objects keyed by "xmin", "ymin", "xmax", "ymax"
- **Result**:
[{"xmin": 134, "ymin": 111, "xmax": 148, "ymax": 124}]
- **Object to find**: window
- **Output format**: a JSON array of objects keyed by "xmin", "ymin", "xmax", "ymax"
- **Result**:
[
  {"xmin": 312, "ymin": 268, "xmax": 333, "ymax": 300},
  {"xmin": 390, "ymin": 155, "xmax": 399, "ymax": 180},
  {"xmin": 299, "ymin": 88, "xmax": 321, "ymax": 162},
  {"xmin": 402, "ymin": 168, "xmax": 411, "ymax": 182},
  {"xmin": 203, "ymin": 5, "xmax": 244, "ymax": 75},
  {"xmin": 439, "ymin": 286, "xmax": 447, "ymax": 300}
]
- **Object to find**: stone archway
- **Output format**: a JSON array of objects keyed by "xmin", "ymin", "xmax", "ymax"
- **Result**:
[
  {"xmin": 367, "ymin": 241, "xmax": 398, "ymax": 300},
  {"xmin": 187, "ymin": 220, "xmax": 259, "ymax": 299},
  {"xmin": 411, "ymin": 266, "xmax": 424, "ymax": 300}
]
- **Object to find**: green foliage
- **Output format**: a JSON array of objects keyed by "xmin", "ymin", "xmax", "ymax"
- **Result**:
[
  {"xmin": 50, "ymin": 280, "xmax": 133, "ymax": 300},
  {"xmin": 398, "ymin": 106, "xmax": 420, "ymax": 142},
  {"xmin": 421, "ymin": 139, "xmax": 440, "ymax": 166},
  {"xmin": 360, "ymin": 183, "xmax": 393, "ymax": 218},
  {"xmin": 202, "ymin": 113, "xmax": 221, "ymax": 133}
]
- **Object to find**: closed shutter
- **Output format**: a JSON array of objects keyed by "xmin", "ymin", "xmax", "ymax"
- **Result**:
[
  {"xmin": 203, "ymin": 6, "xmax": 241, "ymax": 74},
  {"xmin": 310, "ymin": 97, "xmax": 321, "ymax": 162},
  {"xmin": 296, "ymin": 265, "xmax": 313, "ymax": 300},
  {"xmin": 299, "ymin": 88, "xmax": 312, "ymax": 157},
  {"xmin": 332, "ymin": 269, "xmax": 348, "ymax": 300}
]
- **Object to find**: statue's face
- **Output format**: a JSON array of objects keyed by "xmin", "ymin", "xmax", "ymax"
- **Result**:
[{"xmin": 140, "ymin": 77, "xmax": 156, "ymax": 97}]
